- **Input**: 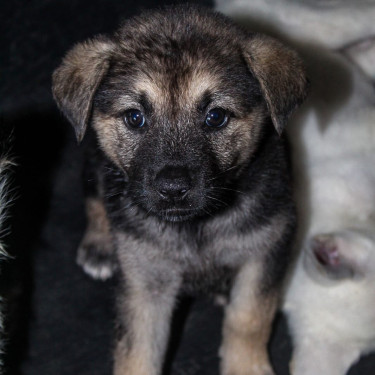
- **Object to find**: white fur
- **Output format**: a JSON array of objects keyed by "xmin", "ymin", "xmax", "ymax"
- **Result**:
[
  {"xmin": 343, "ymin": 37, "xmax": 375, "ymax": 79},
  {"xmin": 0, "ymin": 155, "xmax": 12, "ymax": 374},
  {"xmin": 216, "ymin": 0, "xmax": 375, "ymax": 49},
  {"xmin": 284, "ymin": 229, "xmax": 375, "ymax": 375},
  {"xmin": 0, "ymin": 157, "xmax": 11, "ymax": 255},
  {"xmin": 284, "ymin": 59, "xmax": 375, "ymax": 373},
  {"xmin": 216, "ymin": 1, "xmax": 375, "ymax": 373}
]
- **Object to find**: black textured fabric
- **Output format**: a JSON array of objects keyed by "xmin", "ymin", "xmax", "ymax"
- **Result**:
[{"xmin": 1, "ymin": 1, "xmax": 375, "ymax": 374}]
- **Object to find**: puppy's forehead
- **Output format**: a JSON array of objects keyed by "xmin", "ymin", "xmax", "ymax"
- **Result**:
[
  {"xmin": 131, "ymin": 67, "xmax": 220, "ymax": 110},
  {"xmin": 94, "ymin": 7, "xmax": 262, "ymax": 116},
  {"xmin": 106, "ymin": 39, "xmax": 254, "ymax": 115}
]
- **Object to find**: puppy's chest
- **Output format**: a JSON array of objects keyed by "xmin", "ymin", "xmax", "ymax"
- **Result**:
[
  {"xmin": 114, "ymin": 208, "xmax": 255, "ymax": 293},
  {"xmin": 100, "ymin": 159, "xmax": 284, "ymax": 292},
  {"xmin": 147, "ymin": 226, "xmax": 239, "ymax": 294}
]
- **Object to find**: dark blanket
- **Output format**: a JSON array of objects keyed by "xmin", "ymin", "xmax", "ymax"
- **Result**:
[{"xmin": 1, "ymin": 1, "xmax": 374, "ymax": 374}]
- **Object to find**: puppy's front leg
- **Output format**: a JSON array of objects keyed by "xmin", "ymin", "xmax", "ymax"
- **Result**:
[
  {"xmin": 220, "ymin": 262, "xmax": 278, "ymax": 375},
  {"xmin": 114, "ymin": 255, "xmax": 181, "ymax": 375},
  {"xmin": 77, "ymin": 197, "xmax": 116, "ymax": 280}
]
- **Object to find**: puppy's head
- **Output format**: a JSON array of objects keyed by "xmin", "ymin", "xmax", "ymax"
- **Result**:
[{"xmin": 53, "ymin": 5, "xmax": 308, "ymax": 222}]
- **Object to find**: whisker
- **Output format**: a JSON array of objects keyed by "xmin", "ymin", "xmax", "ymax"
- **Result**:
[
  {"xmin": 105, "ymin": 190, "xmax": 123, "ymax": 199},
  {"xmin": 208, "ymin": 186, "xmax": 245, "ymax": 195},
  {"xmin": 206, "ymin": 194, "xmax": 229, "ymax": 207},
  {"xmin": 201, "ymin": 205, "xmax": 214, "ymax": 218},
  {"xmin": 208, "ymin": 165, "xmax": 238, "ymax": 182}
]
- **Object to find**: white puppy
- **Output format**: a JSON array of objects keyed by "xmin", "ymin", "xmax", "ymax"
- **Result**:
[
  {"xmin": 283, "ymin": 50, "xmax": 375, "ymax": 374},
  {"xmin": 284, "ymin": 97, "xmax": 375, "ymax": 373},
  {"xmin": 216, "ymin": 1, "xmax": 375, "ymax": 374},
  {"xmin": 284, "ymin": 228, "xmax": 375, "ymax": 375},
  {"xmin": 216, "ymin": 0, "xmax": 375, "ymax": 49}
]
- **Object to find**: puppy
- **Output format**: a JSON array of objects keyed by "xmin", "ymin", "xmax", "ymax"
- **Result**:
[
  {"xmin": 284, "ymin": 229, "xmax": 375, "ymax": 375},
  {"xmin": 283, "ymin": 55, "xmax": 375, "ymax": 374},
  {"xmin": 52, "ymin": 5, "xmax": 308, "ymax": 375},
  {"xmin": 216, "ymin": 0, "xmax": 375, "ymax": 49}
]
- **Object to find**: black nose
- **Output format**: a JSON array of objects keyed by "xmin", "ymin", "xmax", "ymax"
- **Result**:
[{"xmin": 154, "ymin": 166, "xmax": 191, "ymax": 200}]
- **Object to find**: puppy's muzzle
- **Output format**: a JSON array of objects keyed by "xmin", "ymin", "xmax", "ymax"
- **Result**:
[{"xmin": 154, "ymin": 166, "xmax": 192, "ymax": 202}]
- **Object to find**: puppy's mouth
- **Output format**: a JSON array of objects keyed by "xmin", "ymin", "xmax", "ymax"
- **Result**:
[
  {"xmin": 137, "ymin": 165, "xmax": 209, "ymax": 221},
  {"xmin": 138, "ymin": 188, "xmax": 210, "ymax": 222},
  {"xmin": 129, "ymin": 164, "xmax": 232, "ymax": 222},
  {"xmin": 158, "ymin": 208, "xmax": 200, "ymax": 222}
]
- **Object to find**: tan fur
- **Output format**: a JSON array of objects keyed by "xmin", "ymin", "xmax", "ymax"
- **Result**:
[
  {"xmin": 114, "ymin": 232, "xmax": 182, "ymax": 375},
  {"xmin": 134, "ymin": 77, "xmax": 167, "ymax": 109},
  {"xmin": 52, "ymin": 37, "xmax": 114, "ymax": 141},
  {"xmin": 114, "ymin": 350, "xmax": 160, "ymax": 375},
  {"xmin": 185, "ymin": 70, "xmax": 220, "ymax": 105},
  {"xmin": 244, "ymin": 35, "xmax": 308, "ymax": 135},
  {"xmin": 92, "ymin": 112, "xmax": 138, "ymax": 169},
  {"xmin": 83, "ymin": 197, "xmax": 111, "ymax": 241},
  {"xmin": 77, "ymin": 197, "xmax": 114, "ymax": 280},
  {"xmin": 221, "ymin": 262, "xmax": 278, "ymax": 375}
]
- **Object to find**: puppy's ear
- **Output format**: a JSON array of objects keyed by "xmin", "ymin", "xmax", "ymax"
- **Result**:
[
  {"xmin": 243, "ymin": 35, "xmax": 308, "ymax": 135},
  {"xmin": 52, "ymin": 37, "xmax": 114, "ymax": 142}
]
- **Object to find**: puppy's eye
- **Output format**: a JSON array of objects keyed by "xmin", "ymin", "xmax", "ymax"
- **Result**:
[
  {"xmin": 205, "ymin": 108, "xmax": 228, "ymax": 128},
  {"xmin": 123, "ymin": 109, "xmax": 146, "ymax": 129}
]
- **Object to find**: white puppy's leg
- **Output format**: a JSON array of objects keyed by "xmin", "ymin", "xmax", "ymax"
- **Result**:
[{"xmin": 291, "ymin": 338, "xmax": 360, "ymax": 375}]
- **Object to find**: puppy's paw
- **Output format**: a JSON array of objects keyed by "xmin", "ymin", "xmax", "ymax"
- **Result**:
[
  {"xmin": 214, "ymin": 293, "xmax": 229, "ymax": 306},
  {"xmin": 220, "ymin": 342, "xmax": 275, "ymax": 375},
  {"xmin": 77, "ymin": 239, "xmax": 117, "ymax": 280},
  {"xmin": 311, "ymin": 234, "xmax": 339, "ymax": 267},
  {"xmin": 222, "ymin": 370, "xmax": 274, "ymax": 375},
  {"xmin": 308, "ymin": 231, "xmax": 369, "ymax": 280},
  {"xmin": 221, "ymin": 361, "xmax": 275, "ymax": 375}
]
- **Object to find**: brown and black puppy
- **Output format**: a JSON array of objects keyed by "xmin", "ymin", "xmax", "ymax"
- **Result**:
[{"xmin": 52, "ymin": 5, "xmax": 308, "ymax": 375}]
